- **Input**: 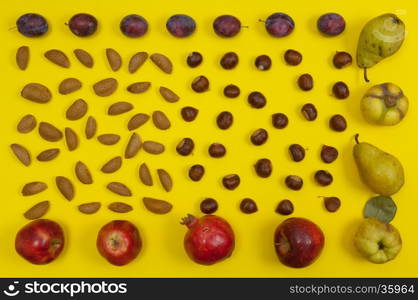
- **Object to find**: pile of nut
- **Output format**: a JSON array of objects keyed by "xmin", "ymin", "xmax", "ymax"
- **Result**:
[{"xmin": 12, "ymin": 42, "xmax": 352, "ymax": 219}]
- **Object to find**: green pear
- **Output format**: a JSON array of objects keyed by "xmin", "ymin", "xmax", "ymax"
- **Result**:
[
  {"xmin": 354, "ymin": 218, "xmax": 402, "ymax": 264},
  {"xmin": 353, "ymin": 135, "xmax": 404, "ymax": 196},
  {"xmin": 357, "ymin": 14, "xmax": 405, "ymax": 82}
]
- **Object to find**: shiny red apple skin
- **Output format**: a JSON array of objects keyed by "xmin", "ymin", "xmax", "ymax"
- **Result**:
[
  {"xmin": 97, "ymin": 220, "xmax": 142, "ymax": 266},
  {"xmin": 274, "ymin": 217, "xmax": 324, "ymax": 268},
  {"xmin": 15, "ymin": 219, "xmax": 65, "ymax": 264}
]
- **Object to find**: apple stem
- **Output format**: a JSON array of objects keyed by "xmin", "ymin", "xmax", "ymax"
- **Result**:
[{"xmin": 354, "ymin": 134, "xmax": 360, "ymax": 144}]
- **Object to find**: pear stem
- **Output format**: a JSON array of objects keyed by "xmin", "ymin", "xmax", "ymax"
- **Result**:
[
  {"xmin": 354, "ymin": 134, "xmax": 360, "ymax": 144},
  {"xmin": 363, "ymin": 68, "xmax": 370, "ymax": 82}
]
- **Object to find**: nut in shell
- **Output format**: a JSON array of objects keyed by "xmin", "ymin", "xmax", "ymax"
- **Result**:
[{"xmin": 21, "ymin": 83, "xmax": 51, "ymax": 103}]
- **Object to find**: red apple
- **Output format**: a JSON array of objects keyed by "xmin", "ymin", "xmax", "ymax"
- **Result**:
[
  {"xmin": 15, "ymin": 219, "xmax": 65, "ymax": 264},
  {"xmin": 274, "ymin": 217, "xmax": 324, "ymax": 268},
  {"xmin": 97, "ymin": 220, "xmax": 142, "ymax": 266}
]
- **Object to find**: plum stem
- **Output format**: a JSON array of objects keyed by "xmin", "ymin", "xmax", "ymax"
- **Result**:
[
  {"xmin": 354, "ymin": 134, "xmax": 360, "ymax": 144},
  {"xmin": 8, "ymin": 26, "xmax": 16, "ymax": 31},
  {"xmin": 363, "ymin": 68, "xmax": 370, "ymax": 82},
  {"xmin": 258, "ymin": 19, "xmax": 266, "ymax": 23},
  {"xmin": 241, "ymin": 25, "xmax": 249, "ymax": 29}
]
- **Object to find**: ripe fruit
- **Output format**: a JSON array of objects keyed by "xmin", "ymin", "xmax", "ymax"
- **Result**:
[
  {"xmin": 15, "ymin": 219, "xmax": 64, "ymax": 264},
  {"xmin": 361, "ymin": 82, "xmax": 408, "ymax": 126},
  {"xmin": 317, "ymin": 13, "xmax": 345, "ymax": 36},
  {"xmin": 264, "ymin": 13, "xmax": 295, "ymax": 37},
  {"xmin": 354, "ymin": 218, "xmax": 402, "ymax": 264},
  {"xmin": 68, "ymin": 13, "xmax": 98, "ymax": 37},
  {"xmin": 357, "ymin": 14, "xmax": 404, "ymax": 82},
  {"xmin": 213, "ymin": 15, "xmax": 241, "ymax": 37},
  {"xmin": 181, "ymin": 214, "xmax": 235, "ymax": 265},
  {"xmin": 353, "ymin": 134, "xmax": 404, "ymax": 196},
  {"xmin": 274, "ymin": 217, "xmax": 324, "ymax": 268},
  {"xmin": 120, "ymin": 14, "xmax": 148, "ymax": 37},
  {"xmin": 97, "ymin": 220, "xmax": 142, "ymax": 266},
  {"xmin": 166, "ymin": 14, "xmax": 196, "ymax": 37},
  {"xmin": 17, "ymin": 13, "xmax": 48, "ymax": 37}
]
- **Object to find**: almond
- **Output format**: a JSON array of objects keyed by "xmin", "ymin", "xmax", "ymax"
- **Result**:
[
  {"xmin": 129, "ymin": 52, "xmax": 148, "ymax": 73},
  {"xmin": 108, "ymin": 202, "xmax": 133, "ymax": 213},
  {"xmin": 39, "ymin": 122, "xmax": 62, "ymax": 142},
  {"xmin": 143, "ymin": 141, "xmax": 165, "ymax": 154},
  {"xmin": 101, "ymin": 156, "xmax": 122, "ymax": 173},
  {"xmin": 37, "ymin": 148, "xmax": 60, "ymax": 161},
  {"xmin": 108, "ymin": 101, "xmax": 133, "ymax": 115},
  {"xmin": 139, "ymin": 163, "xmax": 153, "ymax": 186},
  {"xmin": 24, "ymin": 201, "xmax": 50, "ymax": 220},
  {"xmin": 59, "ymin": 78, "xmax": 82, "ymax": 95},
  {"xmin": 157, "ymin": 169, "xmax": 173, "ymax": 192},
  {"xmin": 21, "ymin": 83, "xmax": 52, "ymax": 103},
  {"xmin": 74, "ymin": 49, "xmax": 94, "ymax": 68},
  {"xmin": 125, "ymin": 133, "xmax": 141, "ymax": 159},
  {"xmin": 107, "ymin": 182, "xmax": 132, "ymax": 196},
  {"xmin": 65, "ymin": 127, "xmax": 78, "ymax": 151},
  {"xmin": 17, "ymin": 114, "xmax": 37, "ymax": 133},
  {"xmin": 152, "ymin": 110, "xmax": 171, "ymax": 130},
  {"xmin": 106, "ymin": 48, "xmax": 122, "ymax": 71},
  {"xmin": 22, "ymin": 181, "xmax": 47, "ymax": 196},
  {"xmin": 150, "ymin": 53, "xmax": 172, "ymax": 74},
  {"xmin": 75, "ymin": 161, "xmax": 93, "ymax": 184},
  {"xmin": 66, "ymin": 99, "xmax": 88, "ymax": 120},
  {"xmin": 44, "ymin": 49, "xmax": 70, "ymax": 68},
  {"xmin": 16, "ymin": 46, "xmax": 29, "ymax": 70},
  {"xmin": 97, "ymin": 134, "xmax": 120, "ymax": 145},
  {"xmin": 78, "ymin": 202, "xmax": 101, "ymax": 214},
  {"xmin": 159, "ymin": 87, "xmax": 179, "ymax": 103},
  {"xmin": 85, "ymin": 116, "xmax": 97, "ymax": 139},
  {"xmin": 11, "ymin": 143, "xmax": 31, "ymax": 166},
  {"xmin": 93, "ymin": 78, "xmax": 118, "ymax": 97},
  {"xmin": 128, "ymin": 113, "xmax": 149, "ymax": 130},
  {"xmin": 143, "ymin": 197, "xmax": 172, "ymax": 214},
  {"xmin": 56, "ymin": 176, "xmax": 74, "ymax": 201},
  {"xmin": 127, "ymin": 82, "xmax": 151, "ymax": 94}
]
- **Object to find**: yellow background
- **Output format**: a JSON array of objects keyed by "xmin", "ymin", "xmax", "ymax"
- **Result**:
[{"xmin": 0, "ymin": 0, "xmax": 417, "ymax": 277}]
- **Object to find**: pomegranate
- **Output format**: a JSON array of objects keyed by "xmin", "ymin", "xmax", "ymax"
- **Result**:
[{"xmin": 181, "ymin": 214, "xmax": 235, "ymax": 265}]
